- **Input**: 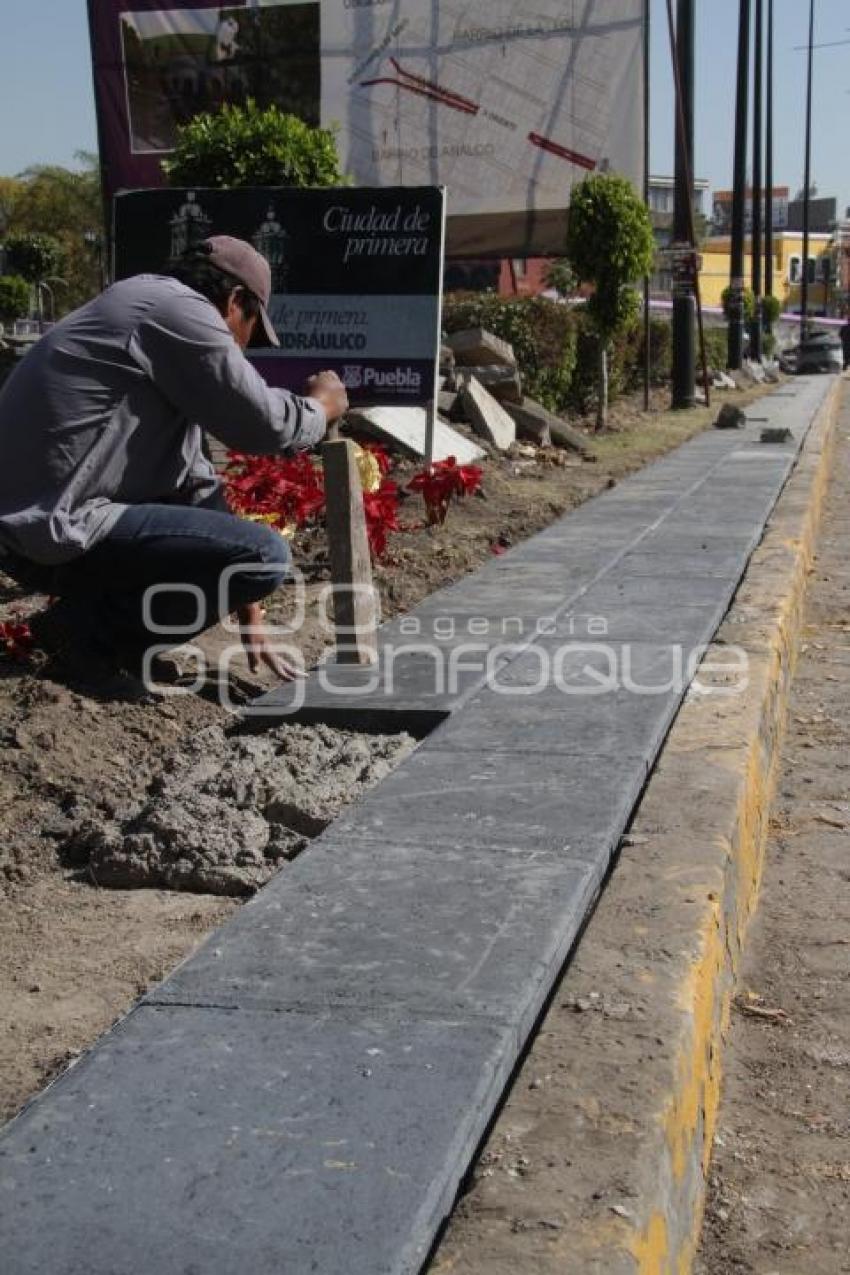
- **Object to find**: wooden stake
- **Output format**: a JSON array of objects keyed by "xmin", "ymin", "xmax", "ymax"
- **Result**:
[{"xmin": 322, "ymin": 438, "xmax": 378, "ymax": 665}]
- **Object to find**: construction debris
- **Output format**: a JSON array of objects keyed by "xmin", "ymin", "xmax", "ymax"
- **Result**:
[
  {"xmin": 350, "ymin": 405, "xmax": 484, "ymax": 465},
  {"xmin": 505, "ymin": 397, "xmax": 593, "ymax": 455},
  {"xmin": 761, "ymin": 426, "xmax": 793, "ymax": 444},
  {"xmin": 455, "ymin": 365, "xmax": 523, "ymax": 404},
  {"xmin": 445, "ymin": 327, "xmax": 517, "ymax": 368},
  {"xmin": 460, "ymin": 376, "xmax": 517, "ymax": 450},
  {"xmin": 714, "ymin": 403, "xmax": 746, "ymax": 430}
]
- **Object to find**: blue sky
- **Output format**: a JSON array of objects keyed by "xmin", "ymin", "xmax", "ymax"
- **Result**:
[{"xmin": 1, "ymin": 1, "xmax": 847, "ymax": 216}]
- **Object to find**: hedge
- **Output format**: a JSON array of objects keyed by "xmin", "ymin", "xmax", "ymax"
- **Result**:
[
  {"xmin": 442, "ymin": 295, "xmax": 678, "ymax": 416},
  {"xmin": 442, "ymin": 295, "xmax": 735, "ymax": 417}
]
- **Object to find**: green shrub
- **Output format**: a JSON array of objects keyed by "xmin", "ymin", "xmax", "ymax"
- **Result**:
[
  {"xmin": 162, "ymin": 101, "xmax": 345, "ymax": 189},
  {"xmin": 3, "ymin": 233, "xmax": 63, "ymax": 285},
  {"xmin": 701, "ymin": 327, "xmax": 728, "ymax": 373},
  {"xmin": 443, "ymin": 295, "xmax": 673, "ymax": 418},
  {"xmin": 442, "ymin": 295, "xmax": 578, "ymax": 414},
  {"xmin": 0, "ymin": 274, "xmax": 31, "ymax": 324},
  {"xmin": 762, "ymin": 294, "xmax": 781, "ymax": 327},
  {"xmin": 721, "ymin": 285, "xmax": 755, "ymax": 324}
]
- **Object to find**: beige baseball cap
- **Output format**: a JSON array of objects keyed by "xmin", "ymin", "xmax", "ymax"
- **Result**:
[{"xmin": 201, "ymin": 235, "xmax": 279, "ymax": 347}]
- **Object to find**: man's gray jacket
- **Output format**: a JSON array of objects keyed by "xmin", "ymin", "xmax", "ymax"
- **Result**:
[{"xmin": 0, "ymin": 276, "xmax": 327, "ymax": 564}]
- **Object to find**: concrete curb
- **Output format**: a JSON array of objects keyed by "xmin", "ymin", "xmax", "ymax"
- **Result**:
[{"xmin": 433, "ymin": 378, "xmax": 843, "ymax": 1275}]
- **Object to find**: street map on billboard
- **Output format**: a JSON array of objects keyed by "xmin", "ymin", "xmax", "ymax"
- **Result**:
[{"xmin": 90, "ymin": 0, "xmax": 645, "ymax": 256}]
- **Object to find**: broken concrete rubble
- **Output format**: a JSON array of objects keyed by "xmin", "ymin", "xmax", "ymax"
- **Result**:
[
  {"xmin": 445, "ymin": 328, "xmax": 517, "ymax": 368},
  {"xmin": 714, "ymin": 403, "xmax": 746, "ymax": 430},
  {"xmin": 504, "ymin": 398, "xmax": 592, "ymax": 456},
  {"xmin": 460, "ymin": 377, "xmax": 516, "ymax": 450},
  {"xmin": 454, "ymin": 365, "xmax": 523, "ymax": 405},
  {"xmin": 349, "ymin": 406, "xmax": 484, "ymax": 465}
]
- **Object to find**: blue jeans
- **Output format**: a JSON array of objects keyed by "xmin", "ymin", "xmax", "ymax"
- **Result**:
[{"xmin": 3, "ymin": 503, "xmax": 290, "ymax": 659}]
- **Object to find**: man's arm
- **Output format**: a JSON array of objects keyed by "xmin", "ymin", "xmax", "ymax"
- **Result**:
[{"xmin": 128, "ymin": 287, "xmax": 346, "ymax": 455}]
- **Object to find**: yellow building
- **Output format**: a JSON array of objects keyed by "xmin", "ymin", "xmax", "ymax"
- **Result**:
[{"xmin": 700, "ymin": 232, "xmax": 833, "ymax": 313}]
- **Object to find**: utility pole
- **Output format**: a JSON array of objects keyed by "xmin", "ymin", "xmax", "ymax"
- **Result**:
[
  {"xmin": 672, "ymin": 0, "xmax": 696, "ymax": 408},
  {"xmin": 728, "ymin": 0, "xmax": 751, "ymax": 369},
  {"xmin": 750, "ymin": 0, "xmax": 764, "ymax": 360},
  {"xmin": 800, "ymin": 0, "xmax": 815, "ymax": 341},
  {"xmin": 643, "ymin": 0, "xmax": 651, "ymax": 412},
  {"xmin": 764, "ymin": 0, "xmax": 774, "ymax": 322}
]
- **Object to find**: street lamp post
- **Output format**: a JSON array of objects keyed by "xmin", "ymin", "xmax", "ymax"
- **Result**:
[
  {"xmin": 672, "ymin": 0, "xmax": 696, "ymax": 408},
  {"xmin": 750, "ymin": 0, "xmax": 764, "ymax": 360},
  {"xmin": 800, "ymin": 0, "xmax": 816, "ymax": 341},
  {"xmin": 728, "ymin": 0, "xmax": 752, "ymax": 370},
  {"xmin": 764, "ymin": 0, "xmax": 774, "ymax": 330}
]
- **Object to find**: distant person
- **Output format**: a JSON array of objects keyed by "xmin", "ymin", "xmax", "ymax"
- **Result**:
[
  {"xmin": 0, "ymin": 236, "xmax": 348, "ymax": 684},
  {"xmin": 841, "ymin": 315, "xmax": 850, "ymax": 371}
]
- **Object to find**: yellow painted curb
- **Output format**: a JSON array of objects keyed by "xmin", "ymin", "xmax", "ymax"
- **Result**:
[
  {"xmin": 433, "ymin": 378, "xmax": 844, "ymax": 1275},
  {"xmin": 603, "ymin": 377, "xmax": 842, "ymax": 1274}
]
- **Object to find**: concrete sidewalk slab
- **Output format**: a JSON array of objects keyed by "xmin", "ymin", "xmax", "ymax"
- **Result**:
[
  {"xmin": 0, "ymin": 376, "xmax": 838, "ymax": 1275},
  {"xmin": 0, "ymin": 1005, "xmax": 514, "ymax": 1275},
  {"xmin": 327, "ymin": 746, "xmax": 648, "ymax": 853},
  {"xmin": 149, "ymin": 839, "xmax": 601, "ymax": 1023}
]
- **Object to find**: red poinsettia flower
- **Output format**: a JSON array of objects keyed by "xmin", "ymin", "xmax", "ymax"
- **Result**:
[
  {"xmin": 0, "ymin": 618, "xmax": 35, "ymax": 661},
  {"xmin": 407, "ymin": 456, "xmax": 484, "ymax": 525},
  {"xmin": 363, "ymin": 480, "xmax": 401, "ymax": 559}
]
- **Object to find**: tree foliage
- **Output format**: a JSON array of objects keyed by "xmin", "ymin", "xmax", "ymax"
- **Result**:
[
  {"xmin": 0, "ymin": 275, "xmax": 31, "ymax": 324},
  {"xmin": 0, "ymin": 155, "xmax": 104, "ymax": 314},
  {"xmin": 721, "ymin": 285, "xmax": 755, "ymax": 324},
  {"xmin": 3, "ymin": 232, "xmax": 63, "ymax": 285},
  {"xmin": 564, "ymin": 174, "xmax": 654, "ymax": 429},
  {"xmin": 566, "ymin": 174, "xmax": 654, "ymax": 338},
  {"xmin": 544, "ymin": 258, "xmax": 578, "ymax": 297},
  {"xmin": 761, "ymin": 293, "xmax": 781, "ymax": 326},
  {"xmin": 162, "ymin": 101, "xmax": 345, "ymax": 189}
]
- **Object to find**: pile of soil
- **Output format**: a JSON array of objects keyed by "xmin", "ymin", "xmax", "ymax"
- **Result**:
[{"xmin": 61, "ymin": 723, "xmax": 414, "ymax": 896}]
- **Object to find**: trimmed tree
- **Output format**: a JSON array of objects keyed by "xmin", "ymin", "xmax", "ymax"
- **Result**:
[
  {"xmin": 162, "ymin": 101, "xmax": 345, "ymax": 189},
  {"xmin": 721, "ymin": 284, "xmax": 755, "ymax": 326},
  {"xmin": 0, "ymin": 274, "xmax": 31, "ymax": 326},
  {"xmin": 565, "ymin": 174, "xmax": 654, "ymax": 431}
]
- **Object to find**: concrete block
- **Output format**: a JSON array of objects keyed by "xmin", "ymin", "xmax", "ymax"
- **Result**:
[
  {"xmin": 455, "ymin": 365, "xmax": 523, "ymax": 405},
  {"xmin": 0, "ymin": 1005, "xmax": 515, "ymax": 1275},
  {"xmin": 504, "ymin": 398, "xmax": 592, "ymax": 455},
  {"xmin": 714, "ymin": 403, "xmax": 746, "ymax": 429},
  {"xmin": 349, "ymin": 405, "xmax": 484, "ymax": 465},
  {"xmin": 445, "ymin": 327, "xmax": 516, "ymax": 368},
  {"xmin": 248, "ymin": 648, "xmax": 491, "ymax": 730},
  {"xmin": 760, "ymin": 426, "xmax": 793, "ymax": 444},
  {"xmin": 435, "ymin": 642, "xmax": 690, "ymax": 760},
  {"xmin": 149, "ymin": 838, "xmax": 602, "ymax": 1021},
  {"xmin": 437, "ymin": 389, "xmax": 459, "ymax": 419},
  {"xmin": 328, "ymin": 746, "xmax": 648, "ymax": 854},
  {"xmin": 459, "ymin": 377, "xmax": 516, "ymax": 450}
]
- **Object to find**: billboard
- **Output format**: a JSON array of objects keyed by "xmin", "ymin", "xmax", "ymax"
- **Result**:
[
  {"xmin": 113, "ymin": 185, "xmax": 445, "ymax": 407},
  {"xmin": 712, "ymin": 187, "xmax": 790, "ymax": 235},
  {"xmin": 89, "ymin": 0, "xmax": 645, "ymax": 256}
]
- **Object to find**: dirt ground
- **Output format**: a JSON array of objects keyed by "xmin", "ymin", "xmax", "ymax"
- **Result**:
[
  {"xmin": 0, "ymin": 384, "xmax": 767, "ymax": 1126},
  {"xmin": 696, "ymin": 384, "xmax": 850, "ymax": 1273}
]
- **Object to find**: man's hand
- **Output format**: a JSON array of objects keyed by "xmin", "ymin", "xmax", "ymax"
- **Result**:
[
  {"xmin": 236, "ymin": 601, "xmax": 306, "ymax": 682},
  {"xmin": 305, "ymin": 370, "xmax": 349, "ymax": 425}
]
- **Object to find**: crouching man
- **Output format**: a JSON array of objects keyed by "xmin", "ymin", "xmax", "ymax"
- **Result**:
[{"xmin": 0, "ymin": 236, "xmax": 348, "ymax": 683}]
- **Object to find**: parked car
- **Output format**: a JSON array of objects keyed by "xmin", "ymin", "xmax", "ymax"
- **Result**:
[{"xmin": 779, "ymin": 331, "xmax": 843, "ymax": 375}]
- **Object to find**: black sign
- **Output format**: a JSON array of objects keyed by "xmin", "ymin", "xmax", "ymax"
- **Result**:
[{"xmin": 113, "ymin": 186, "xmax": 445, "ymax": 406}]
